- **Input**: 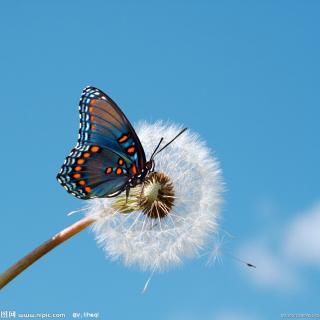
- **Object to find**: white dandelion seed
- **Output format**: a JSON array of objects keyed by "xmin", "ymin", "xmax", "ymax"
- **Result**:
[{"xmin": 86, "ymin": 121, "xmax": 224, "ymax": 272}]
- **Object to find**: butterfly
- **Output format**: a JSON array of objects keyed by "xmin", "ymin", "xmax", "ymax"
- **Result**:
[{"xmin": 57, "ymin": 86, "xmax": 186, "ymax": 200}]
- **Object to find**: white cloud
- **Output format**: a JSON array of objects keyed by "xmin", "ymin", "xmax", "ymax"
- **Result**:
[
  {"xmin": 238, "ymin": 241, "xmax": 299, "ymax": 291},
  {"xmin": 236, "ymin": 201, "xmax": 320, "ymax": 291},
  {"xmin": 283, "ymin": 202, "xmax": 320, "ymax": 265}
]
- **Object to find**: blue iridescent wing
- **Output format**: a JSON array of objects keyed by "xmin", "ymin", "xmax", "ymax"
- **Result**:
[{"xmin": 57, "ymin": 86, "xmax": 146, "ymax": 199}]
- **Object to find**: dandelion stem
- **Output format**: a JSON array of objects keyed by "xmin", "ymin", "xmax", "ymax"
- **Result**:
[{"xmin": 0, "ymin": 215, "xmax": 95, "ymax": 290}]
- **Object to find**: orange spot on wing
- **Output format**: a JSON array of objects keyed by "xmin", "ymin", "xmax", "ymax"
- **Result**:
[
  {"xmin": 78, "ymin": 180, "xmax": 86, "ymax": 186},
  {"xmin": 91, "ymin": 124, "xmax": 96, "ymax": 130},
  {"xmin": 105, "ymin": 167, "xmax": 113, "ymax": 174},
  {"xmin": 89, "ymin": 106, "xmax": 94, "ymax": 113},
  {"xmin": 131, "ymin": 164, "xmax": 137, "ymax": 175},
  {"xmin": 116, "ymin": 168, "xmax": 123, "ymax": 175},
  {"xmin": 77, "ymin": 159, "xmax": 85, "ymax": 165},
  {"xmin": 127, "ymin": 146, "xmax": 136, "ymax": 154},
  {"xmin": 91, "ymin": 115, "xmax": 95, "ymax": 121},
  {"xmin": 118, "ymin": 158, "xmax": 124, "ymax": 165},
  {"xmin": 74, "ymin": 166, "xmax": 82, "ymax": 172},
  {"xmin": 118, "ymin": 134, "xmax": 129, "ymax": 143},
  {"xmin": 91, "ymin": 146, "xmax": 100, "ymax": 153},
  {"xmin": 84, "ymin": 186, "xmax": 91, "ymax": 193},
  {"xmin": 90, "ymin": 99, "xmax": 97, "ymax": 105},
  {"xmin": 83, "ymin": 152, "xmax": 90, "ymax": 158},
  {"xmin": 73, "ymin": 173, "xmax": 81, "ymax": 179}
]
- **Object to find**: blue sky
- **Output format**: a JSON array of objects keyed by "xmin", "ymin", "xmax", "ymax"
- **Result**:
[{"xmin": 0, "ymin": 1, "xmax": 319, "ymax": 319}]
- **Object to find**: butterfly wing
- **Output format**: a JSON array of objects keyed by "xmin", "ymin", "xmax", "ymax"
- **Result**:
[{"xmin": 57, "ymin": 86, "xmax": 146, "ymax": 199}]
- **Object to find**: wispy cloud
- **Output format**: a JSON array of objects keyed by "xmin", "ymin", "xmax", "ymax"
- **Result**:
[
  {"xmin": 283, "ymin": 202, "xmax": 320, "ymax": 265},
  {"xmin": 237, "ymin": 201, "xmax": 320, "ymax": 291},
  {"xmin": 238, "ymin": 240, "xmax": 299, "ymax": 291}
]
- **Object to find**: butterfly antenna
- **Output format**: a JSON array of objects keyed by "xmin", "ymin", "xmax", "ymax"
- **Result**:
[
  {"xmin": 154, "ymin": 128, "xmax": 187, "ymax": 157},
  {"xmin": 150, "ymin": 137, "xmax": 164, "ymax": 160}
]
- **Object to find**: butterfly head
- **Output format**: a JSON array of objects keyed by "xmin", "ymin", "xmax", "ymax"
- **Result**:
[{"xmin": 145, "ymin": 160, "xmax": 155, "ymax": 172}]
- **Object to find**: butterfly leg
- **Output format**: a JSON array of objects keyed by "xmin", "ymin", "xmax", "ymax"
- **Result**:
[{"xmin": 125, "ymin": 186, "xmax": 130, "ymax": 203}]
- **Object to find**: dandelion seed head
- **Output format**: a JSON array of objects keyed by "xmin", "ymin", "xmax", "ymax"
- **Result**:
[{"xmin": 86, "ymin": 121, "xmax": 224, "ymax": 271}]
